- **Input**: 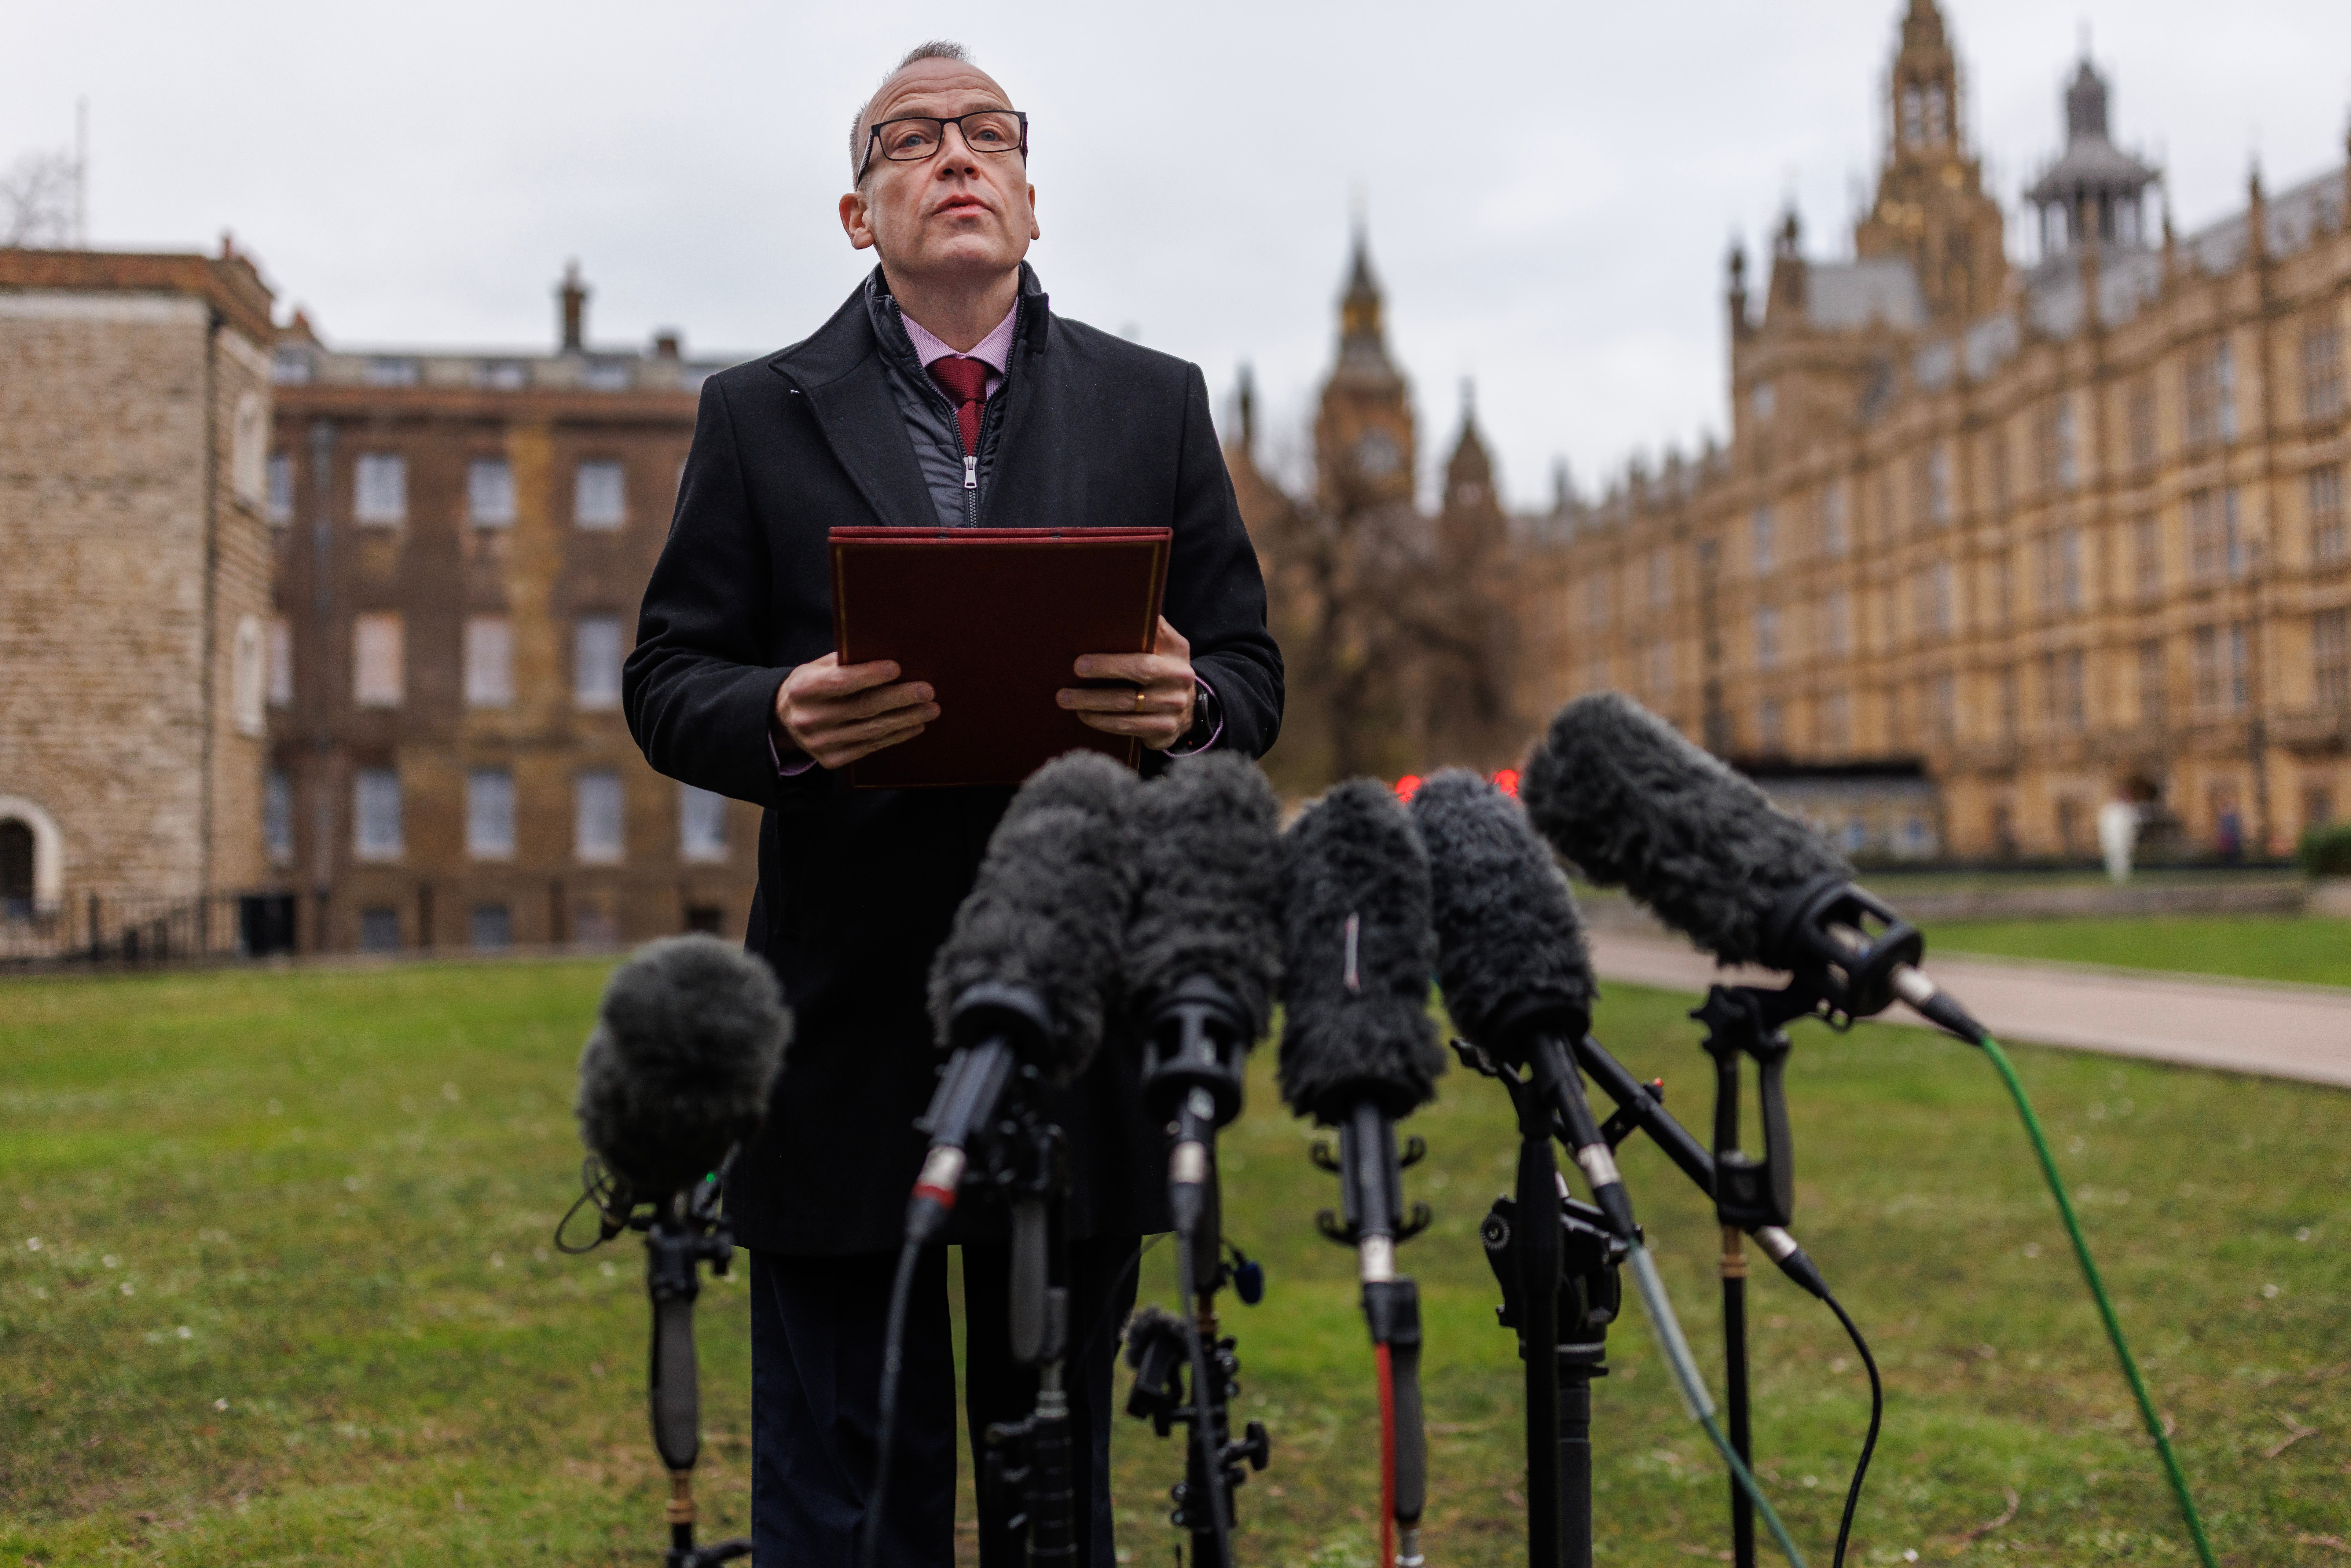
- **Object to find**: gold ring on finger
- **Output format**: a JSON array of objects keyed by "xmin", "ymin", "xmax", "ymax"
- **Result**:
[{"xmin": 1133, "ymin": 686, "xmax": 1147, "ymax": 713}]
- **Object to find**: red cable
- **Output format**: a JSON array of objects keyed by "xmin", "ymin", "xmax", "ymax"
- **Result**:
[{"xmin": 1375, "ymin": 1341, "xmax": 1396, "ymax": 1568}]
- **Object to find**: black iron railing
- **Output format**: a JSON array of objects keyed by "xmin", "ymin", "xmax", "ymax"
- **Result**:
[{"xmin": 1, "ymin": 891, "xmax": 299, "ymax": 965}]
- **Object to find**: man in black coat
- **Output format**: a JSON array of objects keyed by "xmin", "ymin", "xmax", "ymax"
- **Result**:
[{"xmin": 622, "ymin": 39, "xmax": 1282, "ymax": 1567}]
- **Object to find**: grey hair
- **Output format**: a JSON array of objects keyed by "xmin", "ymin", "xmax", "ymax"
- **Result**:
[{"xmin": 849, "ymin": 40, "xmax": 974, "ymax": 185}]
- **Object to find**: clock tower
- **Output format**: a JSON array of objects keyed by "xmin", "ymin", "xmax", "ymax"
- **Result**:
[
  {"xmin": 1850, "ymin": 0, "xmax": 2008, "ymax": 321},
  {"xmin": 1314, "ymin": 225, "xmax": 1417, "ymax": 512}
]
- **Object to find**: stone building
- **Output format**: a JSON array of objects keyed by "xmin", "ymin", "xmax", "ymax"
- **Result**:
[
  {"xmin": 0, "ymin": 245, "xmax": 278, "ymax": 951},
  {"xmin": 264, "ymin": 266, "xmax": 760, "ymax": 952},
  {"xmin": 1519, "ymin": 0, "xmax": 2351, "ymax": 860}
]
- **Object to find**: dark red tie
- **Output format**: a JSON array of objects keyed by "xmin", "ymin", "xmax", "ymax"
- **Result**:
[{"xmin": 926, "ymin": 356, "xmax": 989, "ymax": 456}]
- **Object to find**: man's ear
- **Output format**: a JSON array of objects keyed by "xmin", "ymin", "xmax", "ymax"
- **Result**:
[
  {"xmin": 839, "ymin": 190, "xmax": 876, "ymax": 251},
  {"xmin": 1026, "ymin": 183, "xmax": 1040, "ymax": 242}
]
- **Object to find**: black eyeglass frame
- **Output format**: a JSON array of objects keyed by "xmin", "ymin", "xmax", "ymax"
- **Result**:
[{"xmin": 857, "ymin": 110, "xmax": 1029, "ymax": 182}]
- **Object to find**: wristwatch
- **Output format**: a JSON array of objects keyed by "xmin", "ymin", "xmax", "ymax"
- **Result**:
[{"xmin": 1177, "ymin": 677, "xmax": 1220, "ymax": 751}]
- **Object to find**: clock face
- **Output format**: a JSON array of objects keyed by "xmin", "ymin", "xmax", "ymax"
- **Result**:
[{"xmin": 1355, "ymin": 429, "xmax": 1400, "ymax": 478}]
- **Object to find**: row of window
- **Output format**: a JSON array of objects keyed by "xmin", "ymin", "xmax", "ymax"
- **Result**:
[
  {"xmin": 1583, "ymin": 611, "xmax": 2351, "ymax": 725},
  {"xmin": 288, "ymin": 612, "xmax": 626, "ymax": 713},
  {"xmin": 266, "ymin": 454, "xmax": 642, "ymax": 530},
  {"xmin": 1581, "ymin": 468, "xmax": 2345, "ymax": 623},
  {"xmin": 1721, "ymin": 432, "xmax": 2342, "ymax": 585},
  {"xmin": 273, "ymin": 350, "xmax": 649, "ymax": 395},
  {"xmin": 1752, "ymin": 321, "xmax": 2344, "ymax": 462},
  {"xmin": 351, "ymin": 898, "xmax": 727, "ymax": 954},
  {"xmin": 265, "ymin": 769, "xmax": 728, "ymax": 866}
]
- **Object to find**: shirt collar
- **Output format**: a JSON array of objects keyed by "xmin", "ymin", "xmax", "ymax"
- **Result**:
[{"xmin": 899, "ymin": 300, "xmax": 1018, "ymax": 375}]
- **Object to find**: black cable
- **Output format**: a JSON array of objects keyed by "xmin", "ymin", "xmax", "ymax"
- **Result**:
[
  {"xmin": 860, "ymin": 1237, "xmax": 927, "ymax": 1568},
  {"xmin": 1820, "ymin": 1289, "xmax": 1882, "ymax": 1568}
]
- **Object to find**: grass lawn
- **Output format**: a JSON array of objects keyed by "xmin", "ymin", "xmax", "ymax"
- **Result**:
[
  {"xmin": 1, "ymin": 959, "xmax": 2344, "ymax": 1566},
  {"xmin": 1929, "ymin": 914, "xmax": 2351, "ymax": 989}
]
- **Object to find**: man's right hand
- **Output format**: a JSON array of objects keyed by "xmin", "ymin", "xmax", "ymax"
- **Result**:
[{"xmin": 775, "ymin": 654, "xmax": 938, "ymax": 771}]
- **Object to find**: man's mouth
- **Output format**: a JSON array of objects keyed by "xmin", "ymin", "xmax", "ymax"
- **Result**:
[{"xmin": 934, "ymin": 194, "xmax": 991, "ymax": 219}]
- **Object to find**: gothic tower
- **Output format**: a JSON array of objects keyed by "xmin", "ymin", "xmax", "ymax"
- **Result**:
[
  {"xmin": 1314, "ymin": 225, "xmax": 1417, "ymax": 511},
  {"xmin": 1851, "ymin": 0, "xmax": 2008, "ymax": 321},
  {"xmin": 2024, "ymin": 56, "xmax": 2161, "ymax": 262},
  {"xmin": 1439, "ymin": 383, "xmax": 1506, "ymax": 559}
]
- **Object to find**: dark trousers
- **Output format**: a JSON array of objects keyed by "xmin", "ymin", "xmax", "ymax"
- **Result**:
[{"xmin": 750, "ymin": 1236, "xmax": 1140, "ymax": 1567}]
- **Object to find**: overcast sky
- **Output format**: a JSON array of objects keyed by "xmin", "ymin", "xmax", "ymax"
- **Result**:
[{"xmin": 8, "ymin": 0, "xmax": 2346, "ymax": 511}]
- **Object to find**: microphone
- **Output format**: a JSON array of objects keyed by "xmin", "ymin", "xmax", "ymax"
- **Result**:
[
  {"xmin": 1522, "ymin": 692, "xmax": 1985, "ymax": 1043},
  {"xmin": 1406, "ymin": 768, "xmax": 1638, "ymax": 1241},
  {"xmin": 1123, "ymin": 753, "xmax": 1284, "ymax": 1556},
  {"xmin": 1275, "ymin": 779, "xmax": 1444, "ymax": 1129},
  {"xmin": 1127, "ymin": 753, "xmax": 1282, "ymax": 1236},
  {"xmin": 871, "ymin": 753, "xmax": 1139, "ymax": 1568},
  {"xmin": 1275, "ymin": 777, "xmax": 1443, "ymax": 1568},
  {"xmin": 573, "ymin": 934, "xmax": 793, "ymax": 1202},
  {"xmin": 909, "ymin": 750, "xmax": 1139, "ymax": 1243},
  {"xmin": 567, "ymin": 935, "xmax": 790, "ymax": 1568}
]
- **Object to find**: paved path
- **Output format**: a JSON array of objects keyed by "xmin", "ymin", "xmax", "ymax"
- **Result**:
[{"xmin": 1588, "ymin": 929, "xmax": 2351, "ymax": 1090}]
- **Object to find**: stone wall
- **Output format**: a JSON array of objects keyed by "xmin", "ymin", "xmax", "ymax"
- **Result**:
[{"xmin": 0, "ymin": 263, "xmax": 275, "ymax": 905}]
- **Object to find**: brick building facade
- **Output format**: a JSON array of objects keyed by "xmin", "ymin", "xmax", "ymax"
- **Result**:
[
  {"xmin": 263, "ymin": 267, "xmax": 761, "ymax": 952},
  {"xmin": 1, "ymin": 246, "xmax": 278, "ymax": 945},
  {"xmin": 1515, "ymin": 0, "xmax": 2351, "ymax": 860}
]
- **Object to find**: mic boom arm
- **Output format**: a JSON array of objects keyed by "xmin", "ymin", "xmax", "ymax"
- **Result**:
[{"xmin": 1565, "ymin": 1038, "xmax": 1829, "ymax": 1301}]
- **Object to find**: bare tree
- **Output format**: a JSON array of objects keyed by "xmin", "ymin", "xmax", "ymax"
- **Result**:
[
  {"xmin": 1, "ymin": 149, "xmax": 79, "ymax": 249},
  {"xmin": 1255, "ymin": 452, "xmax": 1452, "ymax": 788}
]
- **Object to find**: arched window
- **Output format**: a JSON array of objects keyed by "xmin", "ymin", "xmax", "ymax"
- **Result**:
[
  {"xmin": 0, "ymin": 797, "xmax": 64, "ymax": 917},
  {"xmin": 0, "ymin": 821, "xmax": 32, "ymax": 914}
]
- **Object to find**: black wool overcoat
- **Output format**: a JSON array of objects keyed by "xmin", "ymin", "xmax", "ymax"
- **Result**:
[{"xmin": 623, "ymin": 266, "xmax": 1284, "ymax": 1256}]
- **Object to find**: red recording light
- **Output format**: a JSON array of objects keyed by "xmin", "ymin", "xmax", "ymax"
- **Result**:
[
  {"xmin": 1394, "ymin": 774, "xmax": 1423, "ymax": 802},
  {"xmin": 1492, "ymin": 768, "xmax": 1520, "ymax": 797}
]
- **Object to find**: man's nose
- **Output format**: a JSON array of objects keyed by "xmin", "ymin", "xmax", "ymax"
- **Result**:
[{"xmin": 937, "ymin": 122, "xmax": 982, "ymax": 172}]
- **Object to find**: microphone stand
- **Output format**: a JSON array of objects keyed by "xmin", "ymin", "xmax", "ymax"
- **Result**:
[
  {"xmin": 882, "ymin": 983, "xmax": 1082, "ymax": 1568},
  {"xmin": 559, "ymin": 1158, "xmax": 753, "ymax": 1568},
  {"xmin": 1313, "ymin": 1107, "xmax": 1431, "ymax": 1568},
  {"xmin": 1690, "ymin": 979, "xmax": 1818, "ymax": 1568},
  {"xmin": 1458, "ymin": 1034, "xmax": 1859, "ymax": 1568},
  {"xmin": 1126, "ymin": 978, "xmax": 1273, "ymax": 1566},
  {"xmin": 975, "ymin": 1082, "xmax": 1077, "ymax": 1566},
  {"xmin": 1453, "ymin": 1039, "xmax": 1630, "ymax": 1568}
]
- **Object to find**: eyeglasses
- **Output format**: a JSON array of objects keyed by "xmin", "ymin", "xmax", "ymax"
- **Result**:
[{"xmin": 858, "ymin": 110, "xmax": 1028, "ymax": 181}]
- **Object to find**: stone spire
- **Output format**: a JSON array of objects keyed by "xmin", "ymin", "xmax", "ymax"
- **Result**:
[
  {"xmin": 1334, "ymin": 224, "xmax": 1402, "ymax": 390},
  {"xmin": 1313, "ymin": 219, "xmax": 1418, "ymax": 510}
]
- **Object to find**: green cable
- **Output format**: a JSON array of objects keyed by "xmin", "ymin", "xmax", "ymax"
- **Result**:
[
  {"xmin": 1626, "ymin": 1244, "xmax": 1810, "ymax": 1566},
  {"xmin": 1976, "ymin": 1035, "xmax": 2219, "ymax": 1568},
  {"xmin": 1701, "ymin": 1411, "xmax": 1809, "ymax": 1568}
]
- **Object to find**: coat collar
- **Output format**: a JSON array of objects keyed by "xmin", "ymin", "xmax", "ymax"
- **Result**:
[
  {"xmin": 767, "ymin": 264, "xmax": 1050, "ymax": 529},
  {"xmin": 769, "ymin": 262, "xmax": 1051, "ymax": 390}
]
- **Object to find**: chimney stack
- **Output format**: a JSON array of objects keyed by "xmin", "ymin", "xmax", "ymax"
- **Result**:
[
  {"xmin": 653, "ymin": 328, "xmax": 681, "ymax": 360},
  {"xmin": 559, "ymin": 261, "xmax": 589, "ymax": 353}
]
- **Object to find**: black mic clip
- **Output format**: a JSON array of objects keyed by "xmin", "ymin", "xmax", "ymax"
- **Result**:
[
  {"xmin": 1480, "ymin": 1188, "xmax": 1627, "ymax": 1365},
  {"xmin": 1139, "ymin": 975, "xmax": 1250, "ymax": 1132},
  {"xmin": 557, "ymin": 1150, "xmax": 736, "ymax": 1258},
  {"xmin": 1309, "ymin": 1123, "xmax": 1430, "ymax": 1247},
  {"xmin": 1692, "ymin": 985, "xmax": 1806, "ymax": 1231},
  {"xmin": 1765, "ymin": 874, "xmax": 1925, "ymax": 1028}
]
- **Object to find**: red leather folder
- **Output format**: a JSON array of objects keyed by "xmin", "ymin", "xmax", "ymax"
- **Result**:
[{"xmin": 829, "ymin": 527, "xmax": 1173, "ymax": 788}]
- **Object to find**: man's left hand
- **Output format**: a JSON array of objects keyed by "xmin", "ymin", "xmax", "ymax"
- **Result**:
[{"xmin": 1060, "ymin": 617, "xmax": 1195, "ymax": 751}]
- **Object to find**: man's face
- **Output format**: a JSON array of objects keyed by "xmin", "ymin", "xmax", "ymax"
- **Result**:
[{"xmin": 840, "ymin": 59, "xmax": 1039, "ymax": 284}]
